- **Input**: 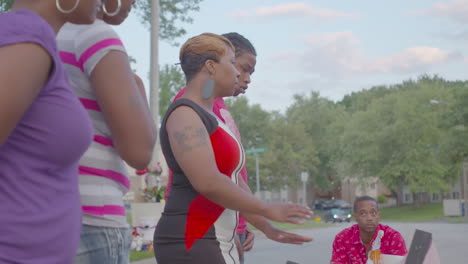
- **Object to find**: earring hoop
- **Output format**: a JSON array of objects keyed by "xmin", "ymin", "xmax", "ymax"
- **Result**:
[
  {"xmin": 103, "ymin": 0, "xmax": 122, "ymax": 17},
  {"xmin": 56, "ymin": 0, "xmax": 80, "ymax": 14}
]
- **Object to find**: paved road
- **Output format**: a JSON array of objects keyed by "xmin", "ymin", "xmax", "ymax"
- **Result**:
[
  {"xmin": 132, "ymin": 222, "xmax": 468, "ymax": 264},
  {"xmin": 245, "ymin": 222, "xmax": 468, "ymax": 264}
]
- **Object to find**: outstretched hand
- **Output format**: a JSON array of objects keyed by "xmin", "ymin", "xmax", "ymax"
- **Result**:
[
  {"xmin": 264, "ymin": 225, "xmax": 313, "ymax": 245},
  {"xmin": 242, "ymin": 227, "xmax": 255, "ymax": 251},
  {"xmin": 263, "ymin": 202, "xmax": 313, "ymax": 224}
]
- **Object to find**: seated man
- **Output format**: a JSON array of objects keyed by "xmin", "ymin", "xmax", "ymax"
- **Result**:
[{"xmin": 330, "ymin": 196, "xmax": 408, "ymax": 264}]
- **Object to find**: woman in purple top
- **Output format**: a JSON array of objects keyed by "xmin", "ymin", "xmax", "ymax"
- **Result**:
[{"xmin": 0, "ymin": 0, "xmax": 99, "ymax": 263}]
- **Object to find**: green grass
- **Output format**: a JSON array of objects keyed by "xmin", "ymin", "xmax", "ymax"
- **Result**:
[
  {"xmin": 271, "ymin": 220, "xmax": 333, "ymax": 230},
  {"xmin": 127, "ymin": 212, "xmax": 132, "ymax": 226},
  {"xmin": 130, "ymin": 250, "xmax": 154, "ymax": 262},
  {"xmin": 379, "ymin": 203, "xmax": 443, "ymax": 222}
]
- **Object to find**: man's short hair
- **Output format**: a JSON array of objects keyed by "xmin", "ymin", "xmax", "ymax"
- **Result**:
[
  {"xmin": 222, "ymin": 32, "xmax": 257, "ymax": 57},
  {"xmin": 353, "ymin": 195, "xmax": 378, "ymax": 212}
]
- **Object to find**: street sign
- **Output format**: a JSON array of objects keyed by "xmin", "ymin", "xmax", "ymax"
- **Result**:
[
  {"xmin": 301, "ymin": 171, "xmax": 309, "ymax": 182},
  {"xmin": 245, "ymin": 147, "xmax": 268, "ymax": 154},
  {"xmin": 245, "ymin": 147, "xmax": 268, "ymax": 195}
]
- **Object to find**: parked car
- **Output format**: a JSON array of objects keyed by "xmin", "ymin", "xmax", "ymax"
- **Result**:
[
  {"xmin": 324, "ymin": 208, "xmax": 352, "ymax": 223},
  {"xmin": 311, "ymin": 199, "xmax": 334, "ymax": 210},
  {"xmin": 311, "ymin": 200, "xmax": 322, "ymax": 210},
  {"xmin": 322, "ymin": 200, "xmax": 335, "ymax": 210},
  {"xmin": 330, "ymin": 199, "xmax": 352, "ymax": 210}
]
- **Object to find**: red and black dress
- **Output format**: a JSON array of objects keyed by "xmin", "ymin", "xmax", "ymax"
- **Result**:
[{"xmin": 154, "ymin": 99, "xmax": 245, "ymax": 264}]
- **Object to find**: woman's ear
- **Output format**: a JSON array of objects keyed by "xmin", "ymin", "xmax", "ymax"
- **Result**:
[{"xmin": 204, "ymin": 59, "xmax": 217, "ymax": 76}]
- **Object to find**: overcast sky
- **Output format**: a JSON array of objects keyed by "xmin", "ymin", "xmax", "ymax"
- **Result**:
[{"xmin": 114, "ymin": 0, "xmax": 468, "ymax": 111}]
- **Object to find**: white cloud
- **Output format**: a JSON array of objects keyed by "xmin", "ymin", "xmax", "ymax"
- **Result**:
[
  {"xmin": 270, "ymin": 32, "xmax": 463, "ymax": 78},
  {"xmin": 230, "ymin": 2, "xmax": 358, "ymax": 21},
  {"xmin": 414, "ymin": 0, "xmax": 468, "ymax": 24},
  {"xmin": 372, "ymin": 47, "xmax": 461, "ymax": 73}
]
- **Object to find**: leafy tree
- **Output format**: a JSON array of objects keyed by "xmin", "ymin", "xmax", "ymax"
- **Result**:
[
  {"xmin": 159, "ymin": 64, "xmax": 185, "ymax": 117},
  {"xmin": 338, "ymin": 79, "xmax": 458, "ymax": 205},
  {"xmin": 134, "ymin": 0, "xmax": 202, "ymax": 45},
  {"xmin": 226, "ymin": 97, "xmax": 320, "ymax": 191},
  {"xmin": 260, "ymin": 114, "xmax": 319, "ymax": 190},
  {"xmin": 213, "ymin": 76, "xmax": 468, "ymax": 205},
  {"xmin": 225, "ymin": 97, "xmax": 273, "ymax": 146},
  {"xmin": 340, "ymin": 85, "xmax": 393, "ymax": 114},
  {"xmin": 0, "ymin": 0, "xmax": 12, "ymax": 12},
  {"xmin": 287, "ymin": 91, "xmax": 345, "ymax": 190},
  {"xmin": 225, "ymin": 97, "xmax": 273, "ymax": 191},
  {"xmin": 1, "ymin": 0, "xmax": 203, "ymax": 45},
  {"xmin": 438, "ymin": 81, "xmax": 468, "ymax": 163}
]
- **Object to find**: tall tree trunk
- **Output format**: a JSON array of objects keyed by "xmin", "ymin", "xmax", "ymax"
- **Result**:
[
  {"xmin": 413, "ymin": 192, "xmax": 421, "ymax": 208},
  {"xmin": 392, "ymin": 189, "xmax": 401, "ymax": 207},
  {"xmin": 395, "ymin": 181, "xmax": 405, "ymax": 207},
  {"xmin": 396, "ymin": 176, "xmax": 405, "ymax": 207}
]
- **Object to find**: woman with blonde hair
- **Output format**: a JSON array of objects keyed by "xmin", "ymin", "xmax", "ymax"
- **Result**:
[{"xmin": 153, "ymin": 33, "xmax": 312, "ymax": 264}]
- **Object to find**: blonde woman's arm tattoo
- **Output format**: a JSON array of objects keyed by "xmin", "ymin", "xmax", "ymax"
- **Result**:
[{"xmin": 173, "ymin": 126, "xmax": 209, "ymax": 152}]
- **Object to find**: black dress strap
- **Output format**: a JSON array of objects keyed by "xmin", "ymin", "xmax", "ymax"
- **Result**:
[{"xmin": 160, "ymin": 98, "xmax": 218, "ymax": 173}]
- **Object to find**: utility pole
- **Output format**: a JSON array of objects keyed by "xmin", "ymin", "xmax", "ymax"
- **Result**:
[
  {"xmin": 301, "ymin": 171, "xmax": 309, "ymax": 206},
  {"xmin": 255, "ymin": 153, "xmax": 260, "ymax": 194},
  {"xmin": 150, "ymin": 0, "xmax": 160, "ymax": 165},
  {"xmin": 464, "ymin": 160, "xmax": 468, "ymax": 219},
  {"xmin": 245, "ymin": 147, "xmax": 267, "ymax": 198}
]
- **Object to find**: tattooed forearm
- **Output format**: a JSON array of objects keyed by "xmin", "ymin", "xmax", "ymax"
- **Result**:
[{"xmin": 173, "ymin": 126, "xmax": 208, "ymax": 152}]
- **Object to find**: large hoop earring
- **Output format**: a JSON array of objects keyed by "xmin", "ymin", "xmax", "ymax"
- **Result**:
[
  {"xmin": 56, "ymin": 0, "xmax": 80, "ymax": 14},
  {"xmin": 103, "ymin": 0, "xmax": 122, "ymax": 17}
]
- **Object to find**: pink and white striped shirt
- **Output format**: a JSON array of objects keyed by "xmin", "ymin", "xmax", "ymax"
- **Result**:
[{"xmin": 57, "ymin": 20, "xmax": 129, "ymax": 228}]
